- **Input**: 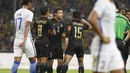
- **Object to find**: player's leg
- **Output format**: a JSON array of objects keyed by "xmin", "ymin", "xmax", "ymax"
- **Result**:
[
  {"xmin": 62, "ymin": 54, "xmax": 73, "ymax": 73},
  {"xmin": 47, "ymin": 59, "xmax": 54, "ymax": 73},
  {"xmin": 76, "ymin": 47, "xmax": 84, "ymax": 73},
  {"xmin": 77, "ymin": 57, "xmax": 84, "ymax": 73},
  {"xmin": 35, "ymin": 42, "xmax": 41, "ymax": 73},
  {"xmin": 62, "ymin": 42, "xmax": 75, "ymax": 73},
  {"xmin": 12, "ymin": 57, "xmax": 22, "ymax": 73},
  {"xmin": 116, "ymin": 39, "xmax": 126, "ymax": 72},
  {"xmin": 37, "ymin": 44, "xmax": 49, "ymax": 73},
  {"xmin": 36, "ymin": 58, "xmax": 41, "ymax": 73},
  {"xmin": 110, "ymin": 69, "xmax": 124, "ymax": 73},
  {"xmin": 47, "ymin": 45, "xmax": 54, "ymax": 73},
  {"xmin": 39, "ymin": 50, "xmax": 49, "ymax": 73},
  {"xmin": 56, "ymin": 46, "xmax": 64, "ymax": 73},
  {"xmin": 29, "ymin": 57, "xmax": 37, "ymax": 73},
  {"xmin": 12, "ymin": 39, "xmax": 23, "ymax": 73},
  {"xmin": 57, "ymin": 59, "xmax": 63, "ymax": 73},
  {"xmin": 124, "ymin": 40, "xmax": 130, "ymax": 73},
  {"xmin": 25, "ymin": 38, "xmax": 36, "ymax": 73}
]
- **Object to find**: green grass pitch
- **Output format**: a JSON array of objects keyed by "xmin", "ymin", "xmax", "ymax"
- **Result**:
[{"xmin": 0, "ymin": 69, "xmax": 130, "ymax": 73}]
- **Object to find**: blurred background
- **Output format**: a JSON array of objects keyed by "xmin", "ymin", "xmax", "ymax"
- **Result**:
[{"xmin": 0, "ymin": 0, "xmax": 130, "ymax": 53}]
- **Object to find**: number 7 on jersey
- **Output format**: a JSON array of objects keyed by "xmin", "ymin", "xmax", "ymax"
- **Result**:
[{"xmin": 15, "ymin": 17, "xmax": 22, "ymax": 30}]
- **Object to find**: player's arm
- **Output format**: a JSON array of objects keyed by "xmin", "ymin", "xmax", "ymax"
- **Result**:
[
  {"xmin": 124, "ymin": 21, "xmax": 130, "ymax": 42},
  {"xmin": 124, "ymin": 30, "xmax": 130, "ymax": 42},
  {"xmin": 19, "ymin": 12, "xmax": 33, "ymax": 47},
  {"xmin": 24, "ymin": 21, "xmax": 30, "ymax": 41},
  {"xmin": 81, "ymin": 19, "xmax": 92, "ymax": 30},
  {"xmin": 87, "ymin": 1, "xmax": 110, "ymax": 44},
  {"xmin": 48, "ymin": 20, "xmax": 56, "ymax": 35}
]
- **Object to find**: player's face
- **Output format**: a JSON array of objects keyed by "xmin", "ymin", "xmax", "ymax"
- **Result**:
[
  {"xmin": 126, "ymin": 12, "xmax": 130, "ymax": 20},
  {"xmin": 48, "ymin": 13, "xmax": 53, "ymax": 19},
  {"xmin": 55, "ymin": 10, "xmax": 63, "ymax": 19}
]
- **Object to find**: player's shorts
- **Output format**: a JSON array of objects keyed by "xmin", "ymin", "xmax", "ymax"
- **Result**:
[
  {"xmin": 35, "ymin": 41, "xmax": 49, "ymax": 58},
  {"xmin": 48, "ymin": 43, "xmax": 63, "ymax": 59},
  {"xmin": 65, "ymin": 40, "xmax": 84, "ymax": 58},
  {"xmin": 13, "ymin": 37, "xmax": 36, "ymax": 58},
  {"xmin": 91, "ymin": 36, "xmax": 124, "ymax": 72},
  {"xmin": 116, "ymin": 38, "xmax": 127, "ymax": 61}
]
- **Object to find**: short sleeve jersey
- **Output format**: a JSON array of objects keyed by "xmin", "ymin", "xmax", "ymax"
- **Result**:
[{"xmin": 14, "ymin": 7, "xmax": 33, "ymax": 39}]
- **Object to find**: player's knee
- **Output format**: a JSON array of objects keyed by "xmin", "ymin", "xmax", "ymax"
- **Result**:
[
  {"xmin": 58, "ymin": 59, "xmax": 63, "ymax": 66},
  {"xmin": 48, "ymin": 60, "xmax": 54, "ymax": 66},
  {"xmin": 14, "ymin": 57, "xmax": 22, "ymax": 62},
  {"xmin": 40, "ymin": 57, "xmax": 48, "ymax": 63},
  {"xmin": 29, "ymin": 57, "xmax": 36, "ymax": 62},
  {"xmin": 78, "ymin": 57, "xmax": 84, "ymax": 64}
]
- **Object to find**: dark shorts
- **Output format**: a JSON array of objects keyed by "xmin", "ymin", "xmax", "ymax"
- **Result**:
[
  {"xmin": 65, "ymin": 41, "xmax": 84, "ymax": 58},
  {"xmin": 116, "ymin": 38, "xmax": 129, "ymax": 61},
  {"xmin": 35, "ymin": 42, "xmax": 49, "ymax": 58},
  {"xmin": 48, "ymin": 43, "xmax": 63, "ymax": 59}
]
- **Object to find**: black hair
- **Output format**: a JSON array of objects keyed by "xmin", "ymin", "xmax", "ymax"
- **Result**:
[
  {"xmin": 115, "ymin": 1, "xmax": 119, "ymax": 9},
  {"xmin": 54, "ymin": 8, "xmax": 63, "ymax": 14},
  {"xmin": 41, "ymin": 6, "xmax": 49, "ymax": 15},
  {"xmin": 22, "ymin": 0, "xmax": 32, "ymax": 5},
  {"xmin": 73, "ymin": 11, "xmax": 81, "ymax": 19}
]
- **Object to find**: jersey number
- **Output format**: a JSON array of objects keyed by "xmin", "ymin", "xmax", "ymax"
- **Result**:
[
  {"xmin": 38, "ymin": 25, "xmax": 42, "ymax": 36},
  {"xmin": 74, "ymin": 26, "xmax": 82, "ymax": 39},
  {"xmin": 15, "ymin": 17, "xmax": 22, "ymax": 30}
]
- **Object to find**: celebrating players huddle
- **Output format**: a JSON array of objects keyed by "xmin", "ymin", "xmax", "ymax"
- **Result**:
[{"xmin": 12, "ymin": 0, "xmax": 129, "ymax": 73}]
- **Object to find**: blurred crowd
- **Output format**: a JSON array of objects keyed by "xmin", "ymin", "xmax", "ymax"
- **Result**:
[{"xmin": 0, "ymin": 0, "xmax": 130, "ymax": 52}]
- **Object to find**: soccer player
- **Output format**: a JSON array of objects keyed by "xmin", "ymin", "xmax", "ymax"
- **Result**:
[
  {"xmin": 48, "ymin": 11, "xmax": 53, "ymax": 20},
  {"xmin": 12, "ymin": 0, "xmax": 36, "ymax": 73},
  {"xmin": 62, "ymin": 11, "xmax": 90, "ymax": 73},
  {"xmin": 47, "ymin": 8, "xmax": 65, "ymax": 73},
  {"xmin": 88, "ymin": 0, "xmax": 124, "ymax": 73},
  {"xmin": 34, "ymin": 6, "xmax": 55, "ymax": 73},
  {"xmin": 115, "ymin": 2, "xmax": 130, "ymax": 73}
]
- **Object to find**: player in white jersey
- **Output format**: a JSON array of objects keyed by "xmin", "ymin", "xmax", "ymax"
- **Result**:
[
  {"xmin": 88, "ymin": 0, "xmax": 124, "ymax": 73},
  {"xmin": 12, "ymin": 0, "xmax": 36, "ymax": 73}
]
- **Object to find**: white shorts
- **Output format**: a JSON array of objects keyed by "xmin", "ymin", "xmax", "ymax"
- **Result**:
[
  {"xmin": 13, "ymin": 37, "xmax": 36, "ymax": 58},
  {"xmin": 91, "ymin": 36, "xmax": 124, "ymax": 72}
]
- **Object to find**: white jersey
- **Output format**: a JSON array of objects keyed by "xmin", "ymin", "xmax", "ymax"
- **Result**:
[
  {"xmin": 90, "ymin": 0, "xmax": 124, "ymax": 72},
  {"xmin": 93, "ymin": 0, "xmax": 116, "ymax": 41},
  {"xmin": 14, "ymin": 7, "xmax": 34, "ymax": 39}
]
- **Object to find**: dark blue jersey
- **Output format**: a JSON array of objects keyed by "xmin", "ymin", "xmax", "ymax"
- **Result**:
[
  {"xmin": 68, "ymin": 19, "xmax": 85, "ymax": 43},
  {"xmin": 35, "ymin": 16, "xmax": 53, "ymax": 43},
  {"xmin": 49, "ymin": 18, "xmax": 65, "ymax": 44}
]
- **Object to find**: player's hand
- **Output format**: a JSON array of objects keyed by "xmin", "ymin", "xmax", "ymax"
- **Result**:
[
  {"xmin": 81, "ymin": 19, "xmax": 87, "ymax": 24},
  {"xmin": 101, "ymin": 35, "xmax": 110, "ymax": 44},
  {"xmin": 19, "ymin": 41, "xmax": 25, "ymax": 47}
]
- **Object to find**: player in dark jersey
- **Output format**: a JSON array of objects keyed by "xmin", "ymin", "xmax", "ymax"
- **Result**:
[
  {"xmin": 34, "ymin": 6, "xmax": 55, "ymax": 73},
  {"xmin": 47, "ymin": 8, "xmax": 66, "ymax": 73},
  {"xmin": 62, "ymin": 11, "xmax": 89, "ymax": 73}
]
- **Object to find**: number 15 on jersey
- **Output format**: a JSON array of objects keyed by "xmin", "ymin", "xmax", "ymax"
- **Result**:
[{"xmin": 15, "ymin": 17, "xmax": 22, "ymax": 30}]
